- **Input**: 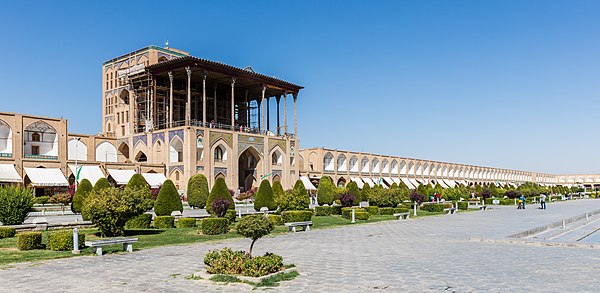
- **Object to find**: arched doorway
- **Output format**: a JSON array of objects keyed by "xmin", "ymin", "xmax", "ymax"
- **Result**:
[
  {"xmin": 337, "ymin": 177, "xmax": 347, "ymax": 187},
  {"xmin": 238, "ymin": 147, "xmax": 262, "ymax": 192},
  {"xmin": 135, "ymin": 151, "xmax": 147, "ymax": 162}
]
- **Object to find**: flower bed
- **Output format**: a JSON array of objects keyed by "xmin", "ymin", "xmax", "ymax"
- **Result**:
[{"xmin": 204, "ymin": 248, "xmax": 286, "ymax": 277}]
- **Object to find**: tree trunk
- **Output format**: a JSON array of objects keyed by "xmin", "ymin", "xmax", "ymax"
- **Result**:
[{"xmin": 248, "ymin": 239, "xmax": 257, "ymax": 257}]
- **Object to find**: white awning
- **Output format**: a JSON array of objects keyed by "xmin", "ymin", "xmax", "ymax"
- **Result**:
[
  {"xmin": 107, "ymin": 169, "xmax": 136, "ymax": 185},
  {"xmin": 350, "ymin": 177, "xmax": 364, "ymax": 189},
  {"xmin": 408, "ymin": 178, "xmax": 420, "ymax": 188},
  {"xmin": 374, "ymin": 178, "xmax": 389, "ymax": 189},
  {"xmin": 0, "ymin": 164, "xmax": 22, "ymax": 183},
  {"xmin": 443, "ymin": 179, "xmax": 456, "ymax": 188},
  {"xmin": 142, "ymin": 173, "xmax": 167, "ymax": 188},
  {"xmin": 24, "ymin": 167, "xmax": 68, "ymax": 187},
  {"xmin": 68, "ymin": 165, "xmax": 105, "ymax": 185},
  {"xmin": 391, "ymin": 177, "xmax": 402, "ymax": 186},
  {"xmin": 436, "ymin": 180, "xmax": 449, "ymax": 189},
  {"xmin": 400, "ymin": 177, "xmax": 415, "ymax": 189},
  {"xmin": 362, "ymin": 177, "xmax": 375, "ymax": 188},
  {"xmin": 300, "ymin": 176, "xmax": 317, "ymax": 190},
  {"xmin": 383, "ymin": 177, "xmax": 394, "ymax": 186}
]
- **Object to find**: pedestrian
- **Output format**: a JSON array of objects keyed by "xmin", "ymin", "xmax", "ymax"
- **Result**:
[
  {"xmin": 519, "ymin": 194, "xmax": 526, "ymax": 209},
  {"xmin": 540, "ymin": 193, "xmax": 547, "ymax": 210}
]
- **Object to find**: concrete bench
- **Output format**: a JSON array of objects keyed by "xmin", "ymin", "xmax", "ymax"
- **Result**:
[
  {"xmin": 85, "ymin": 238, "xmax": 138, "ymax": 256},
  {"xmin": 393, "ymin": 212, "xmax": 409, "ymax": 220},
  {"xmin": 284, "ymin": 221, "xmax": 312, "ymax": 232},
  {"xmin": 479, "ymin": 205, "xmax": 488, "ymax": 210},
  {"xmin": 444, "ymin": 208, "xmax": 456, "ymax": 215}
]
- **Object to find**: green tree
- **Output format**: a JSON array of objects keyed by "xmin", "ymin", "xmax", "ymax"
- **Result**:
[
  {"xmin": 254, "ymin": 179, "xmax": 277, "ymax": 211},
  {"xmin": 236, "ymin": 214, "xmax": 274, "ymax": 257},
  {"xmin": 206, "ymin": 177, "xmax": 234, "ymax": 215},
  {"xmin": 317, "ymin": 176, "xmax": 335, "ymax": 205},
  {"xmin": 347, "ymin": 181, "xmax": 361, "ymax": 206},
  {"xmin": 398, "ymin": 180, "xmax": 409, "ymax": 190},
  {"xmin": 187, "ymin": 174, "xmax": 209, "ymax": 208},
  {"xmin": 154, "ymin": 179, "xmax": 183, "ymax": 216},
  {"xmin": 0, "ymin": 186, "xmax": 34, "ymax": 225},
  {"xmin": 92, "ymin": 178, "xmax": 111, "ymax": 192},
  {"xmin": 124, "ymin": 173, "xmax": 152, "ymax": 200},
  {"xmin": 417, "ymin": 184, "xmax": 427, "ymax": 198},
  {"xmin": 272, "ymin": 180, "xmax": 285, "ymax": 203},
  {"xmin": 71, "ymin": 178, "xmax": 93, "ymax": 213},
  {"xmin": 390, "ymin": 182, "xmax": 399, "ymax": 189},
  {"xmin": 278, "ymin": 180, "xmax": 309, "ymax": 211},
  {"xmin": 361, "ymin": 184, "xmax": 372, "ymax": 201}
]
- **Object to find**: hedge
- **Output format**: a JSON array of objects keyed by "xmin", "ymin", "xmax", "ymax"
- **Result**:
[
  {"xmin": 366, "ymin": 206, "xmax": 379, "ymax": 215},
  {"xmin": 420, "ymin": 203, "xmax": 444, "ymax": 212},
  {"xmin": 201, "ymin": 218, "xmax": 229, "ymax": 235},
  {"xmin": 254, "ymin": 179, "xmax": 277, "ymax": 211},
  {"xmin": 187, "ymin": 174, "xmax": 209, "ymax": 208},
  {"xmin": 226, "ymin": 210, "xmax": 237, "ymax": 224},
  {"xmin": 48, "ymin": 230, "xmax": 85, "ymax": 251},
  {"xmin": 33, "ymin": 196, "xmax": 50, "ymax": 205},
  {"xmin": 17, "ymin": 232, "xmax": 42, "ymax": 250},
  {"xmin": 176, "ymin": 217, "xmax": 197, "ymax": 228},
  {"xmin": 314, "ymin": 206, "xmax": 332, "ymax": 216},
  {"xmin": 154, "ymin": 216, "xmax": 175, "ymax": 228},
  {"xmin": 330, "ymin": 205, "xmax": 342, "ymax": 215},
  {"xmin": 281, "ymin": 210, "xmax": 313, "ymax": 223},
  {"xmin": 154, "ymin": 180, "xmax": 183, "ymax": 216},
  {"xmin": 457, "ymin": 201, "xmax": 468, "ymax": 210},
  {"xmin": 355, "ymin": 211, "xmax": 370, "ymax": 220},
  {"xmin": 378, "ymin": 207, "xmax": 395, "ymax": 215},
  {"xmin": 393, "ymin": 207, "xmax": 409, "ymax": 214},
  {"xmin": 268, "ymin": 214, "xmax": 283, "ymax": 226},
  {"xmin": 0, "ymin": 227, "xmax": 16, "ymax": 238},
  {"xmin": 125, "ymin": 214, "xmax": 152, "ymax": 229},
  {"xmin": 341, "ymin": 207, "xmax": 366, "ymax": 219}
]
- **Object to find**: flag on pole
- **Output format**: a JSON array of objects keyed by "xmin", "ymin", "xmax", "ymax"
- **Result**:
[
  {"xmin": 378, "ymin": 177, "xmax": 383, "ymax": 185},
  {"xmin": 261, "ymin": 173, "xmax": 272, "ymax": 180},
  {"xmin": 76, "ymin": 166, "xmax": 82, "ymax": 181}
]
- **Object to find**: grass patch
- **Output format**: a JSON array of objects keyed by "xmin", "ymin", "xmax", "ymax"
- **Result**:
[
  {"xmin": 310, "ymin": 215, "xmax": 395, "ymax": 229},
  {"xmin": 254, "ymin": 270, "xmax": 299, "ymax": 288},
  {"xmin": 210, "ymin": 274, "xmax": 243, "ymax": 283}
]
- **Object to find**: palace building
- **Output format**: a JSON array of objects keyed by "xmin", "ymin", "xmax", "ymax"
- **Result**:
[{"xmin": 0, "ymin": 45, "xmax": 598, "ymax": 196}]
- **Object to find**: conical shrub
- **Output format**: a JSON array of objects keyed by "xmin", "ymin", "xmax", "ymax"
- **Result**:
[
  {"xmin": 317, "ymin": 176, "xmax": 335, "ymax": 205},
  {"xmin": 254, "ymin": 180, "xmax": 277, "ymax": 211},
  {"xmin": 154, "ymin": 179, "xmax": 183, "ymax": 216},
  {"xmin": 187, "ymin": 174, "xmax": 209, "ymax": 208},
  {"xmin": 71, "ymin": 179, "xmax": 92, "ymax": 213},
  {"xmin": 92, "ymin": 178, "xmax": 111, "ymax": 192},
  {"xmin": 206, "ymin": 177, "xmax": 234, "ymax": 215}
]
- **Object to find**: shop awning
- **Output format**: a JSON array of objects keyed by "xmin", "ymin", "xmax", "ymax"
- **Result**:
[
  {"xmin": 142, "ymin": 173, "xmax": 167, "ymax": 188},
  {"xmin": 383, "ymin": 177, "xmax": 395, "ymax": 187},
  {"xmin": 373, "ymin": 178, "xmax": 389, "ymax": 189},
  {"xmin": 408, "ymin": 178, "xmax": 420, "ymax": 188},
  {"xmin": 24, "ymin": 167, "xmax": 68, "ymax": 187},
  {"xmin": 300, "ymin": 176, "xmax": 317, "ymax": 190},
  {"xmin": 391, "ymin": 177, "xmax": 401, "ymax": 185},
  {"xmin": 400, "ymin": 177, "xmax": 415, "ymax": 189},
  {"xmin": 443, "ymin": 179, "xmax": 456, "ymax": 188},
  {"xmin": 361, "ymin": 177, "xmax": 375, "ymax": 188},
  {"xmin": 0, "ymin": 164, "xmax": 22, "ymax": 183},
  {"xmin": 107, "ymin": 169, "xmax": 136, "ymax": 185},
  {"xmin": 350, "ymin": 177, "xmax": 364, "ymax": 189},
  {"xmin": 437, "ymin": 180, "xmax": 449, "ymax": 188},
  {"xmin": 68, "ymin": 165, "xmax": 105, "ymax": 185}
]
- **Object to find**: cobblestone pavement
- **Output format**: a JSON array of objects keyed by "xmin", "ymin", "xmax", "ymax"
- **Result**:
[{"xmin": 3, "ymin": 200, "xmax": 600, "ymax": 292}]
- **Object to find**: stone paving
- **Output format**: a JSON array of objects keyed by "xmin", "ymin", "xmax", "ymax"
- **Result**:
[{"xmin": 3, "ymin": 200, "xmax": 600, "ymax": 292}]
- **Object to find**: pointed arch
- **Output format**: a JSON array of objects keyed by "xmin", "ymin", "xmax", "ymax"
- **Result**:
[
  {"xmin": 169, "ymin": 136, "xmax": 184, "ymax": 163},
  {"xmin": 381, "ymin": 159, "xmax": 389, "ymax": 173},
  {"xmin": 270, "ymin": 146, "xmax": 283, "ymax": 166},
  {"xmin": 118, "ymin": 142, "xmax": 130, "ymax": 161},
  {"xmin": 135, "ymin": 150, "xmax": 148, "ymax": 162},
  {"xmin": 371, "ymin": 158, "xmax": 380, "ymax": 173},
  {"xmin": 212, "ymin": 141, "xmax": 229, "ymax": 163},
  {"xmin": 68, "ymin": 138, "xmax": 87, "ymax": 161},
  {"xmin": 337, "ymin": 177, "xmax": 347, "ymax": 187},
  {"xmin": 96, "ymin": 141, "xmax": 117, "ymax": 162},
  {"xmin": 25, "ymin": 121, "xmax": 58, "ymax": 157},
  {"xmin": 239, "ymin": 145, "xmax": 262, "ymax": 192},
  {"xmin": 349, "ymin": 155, "xmax": 359, "ymax": 173},
  {"xmin": 390, "ymin": 159, "xmax": 398, "ymax": 175},
  {"xmin": 323, "ymin": 152, "xmax": 334, "ymax": 171},
  {"xmin": 337, "ymin": 154, "xmax": 347, "ymax": 172},
  {"xmin": 361, "ymin": 157, "xmax": 370, "ymax": 173},
  {"xmin": 0, "ymin": 120, "xmax": 12, "ymax": 155}
]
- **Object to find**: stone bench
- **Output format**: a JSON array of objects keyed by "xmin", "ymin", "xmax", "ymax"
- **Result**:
[
  {"xmin": 393, "ymin": 212, "xmax": 409, "ymax": 220},
  {"xmin": 284, "ymin": 221, "xmax": 312, "ymax": 232},
  {"xmin": 444, "ymin": 208, "xmax": 456, "ymax": 215},
  {"xmin": 85, "ymin": 238, "xmax": 138, "ymax": 256},
  {"xmin": 479, "ymin": 205, "xmax": 488, "ymax": 210}
]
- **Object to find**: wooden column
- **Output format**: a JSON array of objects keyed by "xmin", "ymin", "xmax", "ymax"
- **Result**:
[
  {"xmin": 185, "ymin": 66, "xmax": 191, "ymax": 126},
  {"xmin": 293, "ymin": 92, "xmax": 297, "ymax": 137},
  {"xmin": 230, "ymin": 78, "xmax": 236, "ymax": 128},
  {"xmin": 283, "ymin": 93, "xmax": 287, "ymax": 134},
  {"xmin": 213, "ymin": 84, "xmax": 217, "ymax": 123},
  {"xmin": 168, "ymin": 71, "xmax": 173, "ymax": 128},
  {"xmin": 266, "ymin": 96, "xmax": 270, "ymax": 132},
  {"xmin": 202, "ymin": 74, "xmax": 207, "ymax": 127},
  {"xmin": 261, "ymin": 86, "xmax": 266, "ymax": 133},
  {"xmin": 244, "ymin": 90, "xmax": 249, "ymax": 127},
  {"xmin": 276, "ymin": 96, "xmax": 281, "ymax": 135}
]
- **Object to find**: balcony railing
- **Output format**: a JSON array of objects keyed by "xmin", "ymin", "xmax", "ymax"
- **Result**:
[
  {"xmin": 0, "ymin": 153, "xmax": 12, "ymax": 158},
  {"xmin": 24, "ymin": 154, "xmax": 58, "ymax": 160},
  {"xmin": 147, "ymin": 120, "xmax": 296, "ymax": 139}
]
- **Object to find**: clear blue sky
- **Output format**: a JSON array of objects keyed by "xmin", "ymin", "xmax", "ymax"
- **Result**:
[{"xmin": 1, "ymin": 1, "xmax": 598, "ymax": 174}]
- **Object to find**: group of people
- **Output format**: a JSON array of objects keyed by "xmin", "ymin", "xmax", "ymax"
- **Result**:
[{"xmin": 517, "ymin": 193, "xmax": 547, "ymax": 210}]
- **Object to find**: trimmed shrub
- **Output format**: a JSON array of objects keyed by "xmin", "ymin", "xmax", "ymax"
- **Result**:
[
  {"xmin": 176, "ymin": 217, "xmax": 197, "ymax": 228},
  {"xmin": 369, "ymin": 188, "xmax": 403, "ymax": 207},
  {"xmin": 457, "ymin": 201, "xmax": 468, "ymax": 210},
  {"xmin": 48, "ymin": 230, "xmax": 85, "ymax": 251},
  {"xmin": 355, "ymin": 211, "xmax": 370, "ymax": 220},
  {"xmin": 338, "ymin": 192, "xmax": 355, "ymax": 207},
  {"xmin": 281, "ymin": 210, "xmax": 313, "ymax": 223},
  {"xmin": 347, "ymin": 181, "xmax": 361, "ymax": 205},
  {"xmin": 421, "ymin": 203, "xmax": 444, "ymax": 212},
  {"xmin": 17, "ymin": 232, "xmax": 42, "ymax": 250},
  {"xmin": 254, "ymin": 180, "xmax": 277, "ymax": 211},
  {"xmin": 125, "ymin": 214, "xmax": 152, "ymax": 229},
  {"xmin": 341, "ymin": 207, "xmax": 366, "ymax": 219},
  {"xmin": 154, "ymin": 180, "xmax": 183, "ymax": 216},
  {"xmin": 82, "ymin": 187, "xmax": 150, "ymax": 237},
  {"xmin": 394, "ymin": 207, "xmax": 409, "ymax": 213},
  {"xmin": 272, "ymin": 181, "xmax": 285, "ymax": 203},
  {"xmin": 268, "ymin": 214, "xmax": 283, "ymax": 226},
  {"xmin": 154, "ymin": 216, "xmax": 175, "ymax": 228},
  {"xmin": 330, "ymin": 205, "xmax": 342, "ymax": 215},
  {"xmin": 314, "ymin": 206, "xmax": 332, "ymax": 216},
  {"xmin": 278, "ymin": 180, "xmax": 310, "ymax": 212},
  {"xmin": 187, "ymin": 174, "xmax": 209, "ymax": 208},
  {"xmin": 317, "ymin": 176, "xmax": 336, "ymax": 205},
  {"xmin": 410, "ymin": 190, "xmax": 425, "ymax": 205},
  {"xmin": 204, "ymin": 248, "xmax": 284, "ymax": 277},
  {"xmin": 69, "ymin": 180, "xmax": 92, "ymax": 211},
  {"xmin": 361, "ymin": 184, "xmax": 371, "ymax": 201},
  {"xmin": 125, "ymin": 174, "xmax": 152, "ymax": 200},
  {"xmin": 0, "ymin": 227, "xmax": 16, "ymax": 238},
  {"xmin": 0, "ymin": 186, "xmax": 34, "ymax": 225},
  {"xmin": 236, "ymin": 214, "xmax": 274, "ymax": 256},
  {"xmin": 212, "ymin": 198, "xmax": 231, "ymax": 218},
  {"xmin": 225, "ymin": 209, "xmax": 237, "ymax": 223},
  {"xmin": 378, "ymin": 207, "xmax": 395, "ymax": 215},
  {"xmin": 201, "ymin": 217, "xmax": 229, "ymax": 235},
  {"xmin": 92, "ymin": 177, "xmax": 111, "ymax": 192},
  {"xmin": 34, "ymin": 196, "xmax": 50, "ymax": 205},
  {"xmin": 206, "ymin": 178, "xmax": 234, "ymax": 215},
  {"xmin": 366, "ymin": 206, "xmax": 379, "ymax": 215}
]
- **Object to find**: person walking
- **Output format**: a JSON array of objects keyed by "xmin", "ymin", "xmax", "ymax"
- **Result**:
[
  {"xmin": 519, "ymin": 194, "xmax": 526, "ymax": 209},
  {"xmin": 540, "ymin": 194, "xmax": 547, "ymax": 210}
]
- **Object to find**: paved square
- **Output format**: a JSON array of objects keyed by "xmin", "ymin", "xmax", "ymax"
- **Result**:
[{"xmin": 3, "ymin": 200, "xmax": 600, "ymax": 292}]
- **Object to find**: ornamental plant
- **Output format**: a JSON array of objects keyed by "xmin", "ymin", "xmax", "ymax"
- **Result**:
[
  {"xmin": 338, "ymin": 192, "xmax": 355, "ymax": 207},
  {"xmin": 187, "ymin": 174, "xmax": 209, "ymax": 208},
  {"xmin": 125, "ymin": 174, "xmax": 153, "ymax": 200},
  {"xmin": 410, "ymin": 190, "xmax": 425, "ymax": 205},
  {"xmin": 154, "ymin": 179, "xmax": 183, "ymax": 216},
  {"xmin": 92, "ymin": 177, "xmax": 111, "ymax": 192},
  {"xmin": 254, "ymin": 179, "xmax": 276, "ymax": 211},
  {"xmin": 206, "ymin": 178, "xmax": 234, "ymax": 215},
  {"xmin": 49, "ymin": 193, "xmax": 72, "ymax": 214},
  {"xmin": 346, "ymin": 181, "xmax": 361, "ymax": 205},
  {"xmin": 71, "ymin": 179, "xmax": 92, "ymax": 213},
  {"xmin": 272, "ymin": 181, "xmax": 285, "ymax": 203},
  {"xmin": 211, "ymin": 198, "xmax": 231, "ymax": 218},
  {"xmin": 317, "ymin": 176, "xmax": 335, "ymax": 205},
  {"xmin": 278, "ymin": 180, "xmax": 309, "ymax": 211},
  {"xmin": 479, "ymin": 188, "xmax": 492, "ymax": 199},
  {"xmin": 0, "ymin": 186, "xmax": 34, "ymax": 225},
  {"xmin": 236, "ymin": 214, "xmax": 274, "ymax": 256},
  {"xmin": 361, "ymin": 184, "xmax": 372, "ymax": 201}
]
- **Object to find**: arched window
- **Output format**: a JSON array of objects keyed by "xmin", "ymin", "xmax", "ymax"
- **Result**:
[
  {"xmin": 170, "ymin": 138, "xmax": 183, "ymax": 163},
  {"xmin": 323, "ymin": 152, "xmax": 334, "ymax": 171},
  {"xmin": 68, "ymin": 138, "xmax": 88, "ymax": 161},
  {"xmin": 337, "ymin": 155, "xmax": 347, "ymax": 172},
  {"xmin": 135, "ymin": 151, "xmax": 147, "ymax": 162},
  {"xmin": 196, "ymin": 135, "xmax": 204, "ymax": 161},
  {"xmin": 349, "ymin": 156, "xmax": 358, "ymax": 172},
  {"xmin": 214, "ymin": 145, "xmax": 226, "ymax": 162},
  {"xmin": 31, "ymin": 132, "xmax": 41, "ymax": 142},
  {"xmin": 0, "ymin": 120, "xmax": 13, "ymax": 155},
  {"xmin": 272, "ymin": 151, "xmax": 282, "ymax": 166}
]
